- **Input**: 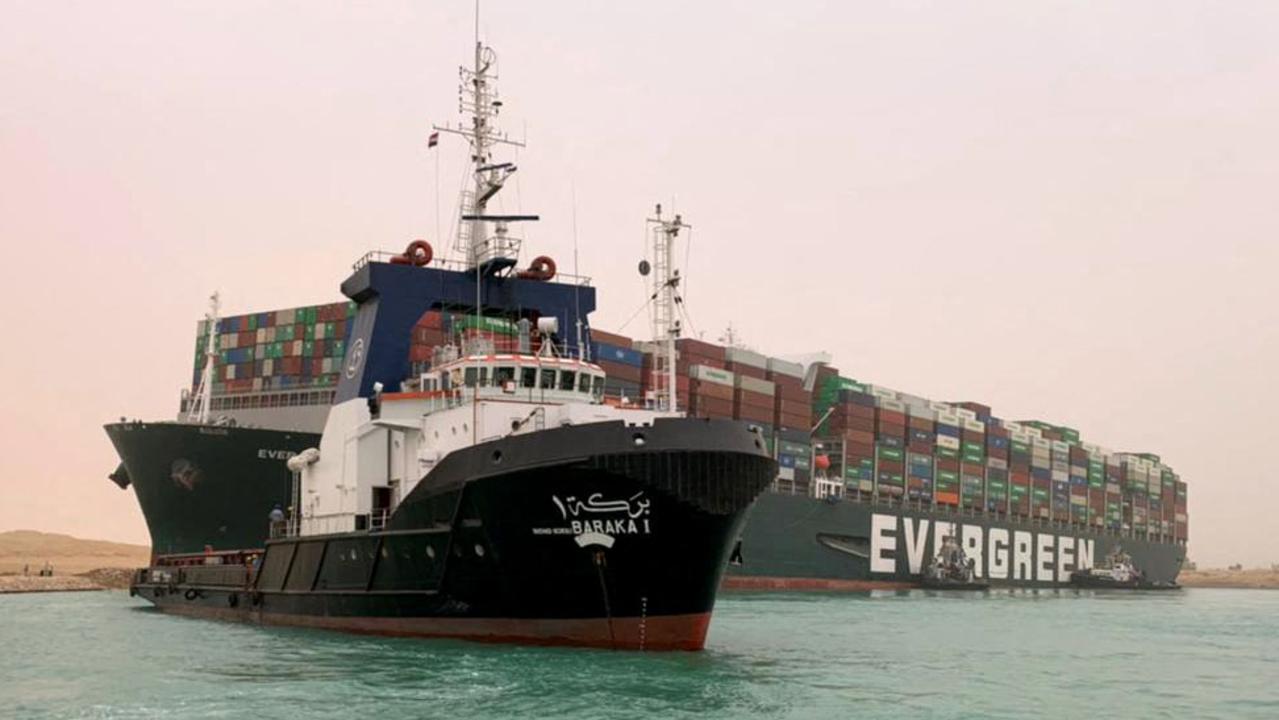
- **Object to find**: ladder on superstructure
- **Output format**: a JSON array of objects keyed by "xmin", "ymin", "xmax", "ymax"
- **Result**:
[{"xmin": 646, "ymin": 205, "xmax": 690, "ymax": 413}]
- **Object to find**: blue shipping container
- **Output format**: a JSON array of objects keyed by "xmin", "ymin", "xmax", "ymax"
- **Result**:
[{"xmin": 591, "ymin": 341, "xmax": 644, "ymax": 368}]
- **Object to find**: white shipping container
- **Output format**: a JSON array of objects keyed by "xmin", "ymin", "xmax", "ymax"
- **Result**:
[
  {"xmin": 734, "ymin": 374, "xmax": 775, "ymax": 395},
  {"xmin": 276, "ymin": 309, "xmax": 296, "ymax": 325},
  {"xmin": 316, "ymin": 323, "xmax": 327, "ymax": 340},
  {"xmin": 987, "ymin": 457, "xmax": 1008, "ymax": 470},
  {"xmin": 936, "ymin": 411, "xmax": 960, "ymax": 427},
  {"xmin": 322, "ymin": 357, "xmax": 334, "ymax": 373},
  {"xmin": 1011, "ymin": 430, "xmax": 1032, "ymax": 443},
  {"xmin": 898, "ymin": 392, "xmax": 930, "ymax": 409},
  {"xmin": 256, "ymin": 328, "xmax": 266, "ymax": 344},
  {"xmin": 1052, "ymin": 469, "xmax": 1068, "ymax": 482},
  {"xmin": 690, "ymin": 364, "xmax": 734, "ymax": 387},
  {"xmin": 962, "ymin": 418, "xmax": 985, "ymax": 433},
  {"xmin": 252, "ymin": 377, "xmax": 263, "ymax": 391},
  {"xmin": 292, "ymin": 340, "xmax": 303, "ymax": 356},
  {"xmin": 1032, "ymin": 437, "xmax": 1051, "ymax": 450},
  {"xmin": 867, "ymin": 385, "xmax": 900, "ymax": 401},
  {"xmin": 222, "ymin": 333, "xmax": 238, "ymax": 349},
  {"xmin": 877, "ymin": 398, "xmax": 906, "ymax": 413},
  {"xmin": 955, "ymin": 408, "xmax": 978, "ymax": 422},
  {"xmin": 724, "ymin": 347, "xmax": 767, "ymax": 369},
  {"xmin": 765, "ymin": 357, "xmax": 804, "ymax": 379},
  {"xmin": 1051, "ymin": 440, "xmax": 1071, "ymax": 454},
  {"xmin": 1003, "ymin": 420, "xmax": 1024, "ymax": 433},
  {"xmin": 266, "ymin": 326, "xmax": 277, "ymax": 343},
  {"xmin": 1107, "ymin": 483, "xmax": 1121, "ymax": 494},
  {"xmin": 936, "ymin": 435, "xmax": 961, "ymax": 450},
  {"xmin": 225, "ymin": 364, "xmax": 236, "ymax": 380},
  {"xmin": 263, "ymin": 358, "xmax": 274, "ymax": 376},
  {"xmin": 1071, "ymin": 495, "xmax": 1087, "ymax": 506}
]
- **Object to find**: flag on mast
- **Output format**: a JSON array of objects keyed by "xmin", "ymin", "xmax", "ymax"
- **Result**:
[{"xmin": 428, "ymin": 131, "xmax": 439, "ymax": 148}]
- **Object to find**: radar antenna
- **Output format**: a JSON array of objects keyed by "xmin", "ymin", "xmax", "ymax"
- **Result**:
[
  {"xmin": 432, "ymin": 26, "xmax": 537, "ymax": 276},
  {"xmin": 186, "ymin": 292, "xmax": 220, "ymax": 424}
]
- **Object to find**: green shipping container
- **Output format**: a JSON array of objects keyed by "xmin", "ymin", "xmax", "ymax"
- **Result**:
[{"xmin": 877, "ymin": 446, "xmax": 904, "ymax": 462}]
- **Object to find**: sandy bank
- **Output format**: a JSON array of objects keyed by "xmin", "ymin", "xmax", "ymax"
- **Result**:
[{"xmin": 1178, "ymin": 569, "xmax": 1279, "ymax": 589}]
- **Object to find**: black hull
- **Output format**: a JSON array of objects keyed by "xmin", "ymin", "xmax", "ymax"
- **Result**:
[
  {"xmin": 105, "ymin": 422, "xmax": 319, "ymax": 556},
  {"xmin": 726, "ymin": 492, "xmax": 1186, "ymax": 590},
  {"xmin": 133, "ymin": 418, "xmax": 777, "ymax": 650}
]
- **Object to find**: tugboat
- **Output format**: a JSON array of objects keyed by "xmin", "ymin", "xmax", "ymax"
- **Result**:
[
  {"xmin": 921, "ymin": 535, "xmax": 989, "ymax": 590},
  {"xmin": 1070, "ymin": 546, "xmax": 1180, "ymax": 590},
  {"xmin": 128, "ymin": 31, "xmax": 776, "ymax": 650}
]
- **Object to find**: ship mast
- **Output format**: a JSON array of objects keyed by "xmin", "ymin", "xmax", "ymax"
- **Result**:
[
  {"xmin": 432, "ymin": 22, "xmax": 537, "ymax": 275},
  {"xmin": 647, "ymin": 205, "xmax": 690, "ymax": 413},
  {"xmin": 186, "ymin": 292, "xmax": 220, "ymax": 425}
]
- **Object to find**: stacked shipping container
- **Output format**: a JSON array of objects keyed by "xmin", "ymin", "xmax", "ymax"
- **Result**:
[
  {"xmin": 194, "ymin": 301, "xmax": 356, "ymax": 398},
  {"xmin": 189, "ymin": 301, "xmax": 1188, "ymax": 544}
]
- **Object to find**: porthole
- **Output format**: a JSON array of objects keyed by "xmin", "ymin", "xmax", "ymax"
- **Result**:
[
  {"xmin": 633, "ymin": 432, "xmax": 647, "ymax": 447},
  {"xmin": 426, "ymin": 545, "xmax": 436, "ymax": 560},
  {"xmin": 492, "ymin": 450, "xmax": 503, "ymax": 465},
  {"xmin": 474, "ymin": 544, "xmax": 485, "ymax": 558},
  {"xmin": 380, "ymin": 546, "xmax": 388, "ymax": 559},
  {"xmin": 462, "ymin": 423, "xmax": 469, "ymax": 433}
]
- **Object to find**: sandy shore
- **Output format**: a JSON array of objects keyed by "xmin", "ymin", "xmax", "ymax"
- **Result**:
[
  {"xmin": 0, "ymin": 574, "xmax": 105, "ymax": 594},
  {"xmin": 1178, "ymin": 568, "xmax": 1279, "ymax": 589}
]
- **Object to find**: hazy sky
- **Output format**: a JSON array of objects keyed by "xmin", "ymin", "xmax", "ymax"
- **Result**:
[{"xmin": 1, "ymin": 1, "xmax": 1275, "ymax": 566}]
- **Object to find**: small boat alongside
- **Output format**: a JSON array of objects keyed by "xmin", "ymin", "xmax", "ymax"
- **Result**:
[
  {"xmin": 1070, "ymin": 546, "xmax": 1180, "ymax": 590},
  {"xmin": 920, "ymin": 535, "xmax": 989, "ymax": 591}
]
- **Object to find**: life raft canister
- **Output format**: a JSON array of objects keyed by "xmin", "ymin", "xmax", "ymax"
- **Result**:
[
  {"xmin": 516, "ymin": 255, "xmax": 556, "ymax": 281},
  {"xmin": 390, "ymin": 239, "xmax": 433, "ymax": 267}
]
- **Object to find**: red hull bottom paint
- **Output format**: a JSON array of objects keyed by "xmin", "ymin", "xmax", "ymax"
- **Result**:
[
  {"xmin": 160, "ymin": 604, "xmax": 712, "ymax": 651},
  {"xmin": 721, "ymin": 576, "xmax": 916, "ymax": 592}
]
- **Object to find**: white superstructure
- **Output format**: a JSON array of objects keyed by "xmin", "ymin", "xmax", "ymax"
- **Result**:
[{"xmin": 289, "ymin": 352, "xmax": 678, "ymax": 536}]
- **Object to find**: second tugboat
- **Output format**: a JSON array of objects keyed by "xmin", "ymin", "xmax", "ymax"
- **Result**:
[
  {"xmin": 129, "ymin": 33, "xmax": 775, "ymax": 650},
  {"xmin": 1070, "ymin": 546, "xmax": 1180, "ymax": 590}
]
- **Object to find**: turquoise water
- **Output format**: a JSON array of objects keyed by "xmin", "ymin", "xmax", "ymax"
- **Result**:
[{"xmin": 2, "ymin": 589, "xmax": 1276, "ymax": 719}]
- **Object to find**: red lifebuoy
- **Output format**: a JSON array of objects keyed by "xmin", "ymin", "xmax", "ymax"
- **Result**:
[
  {"xmin": 404, "ymin": 239, "xmax": 433, "ymax": 267},
  {"xmin": 815, "ymin": 454, "xmax": 831, "ymax": 470},
  {"xmin": 517, "ymin": 255, "xmax": 556, "ymax": 281}
]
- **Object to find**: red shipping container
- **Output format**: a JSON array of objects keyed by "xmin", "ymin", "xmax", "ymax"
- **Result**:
[
  {"xmin": 280, "ymin": 357, "xmax": 302, "ymax": 375},
  {"xmin": 876, "ymin": 422, "xmax": 906, "ymax": 438},
  {"xmin": 876, "ymin": 409, "xmax": 906, "ymax": 426},
  {"xmin": 590, "ymin": 328, "xmax": 634, "ymax": 347},
  {"xmin": 675, "ymin": 338, "xmax": 726, "ymax": 361},
  {"xmin": 936, "ymin": 491, "xmax": 960, "ymax": 505},
  {"xmin": 598, "ymin": 360, "xmax": 643, "ymax": 384},
  {"xmin": 725, "ymin": 361, "xmax": 767, "ymax": 380}
]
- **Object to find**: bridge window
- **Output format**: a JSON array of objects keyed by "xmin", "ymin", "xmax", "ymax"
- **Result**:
[
  {"xmin": 559, "ymin": 370, "xmax": 576, "ymax": 392},
  {"xmin": 591, "ymin": 375, "xmax": 605, "ymax": 399},
  {"xmin": 520, "ymin": 366, "xmax": 537, "ymax": 389},
  {"xmin": 494, "ymin": 366, "xmax": 516, "ymax": 387},
  {"xmin": 479, "ymin": 366, "xmax": 490, "ymax": 387},
  {"xmin": 578, "ymin": 373, "xmax": 591, "ymax": 393},
  {"xmin": 539, "ymin": 368, "xmax": 556, "ymax": 390},
  {"xmin": 464, "ymin": 367, "xmax": 478, "ymax": 387}
]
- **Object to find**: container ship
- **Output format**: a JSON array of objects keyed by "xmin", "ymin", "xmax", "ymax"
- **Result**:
[{"xmin": 107, "ymin": 27, "xmax": 1187, "ymax": 598}]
